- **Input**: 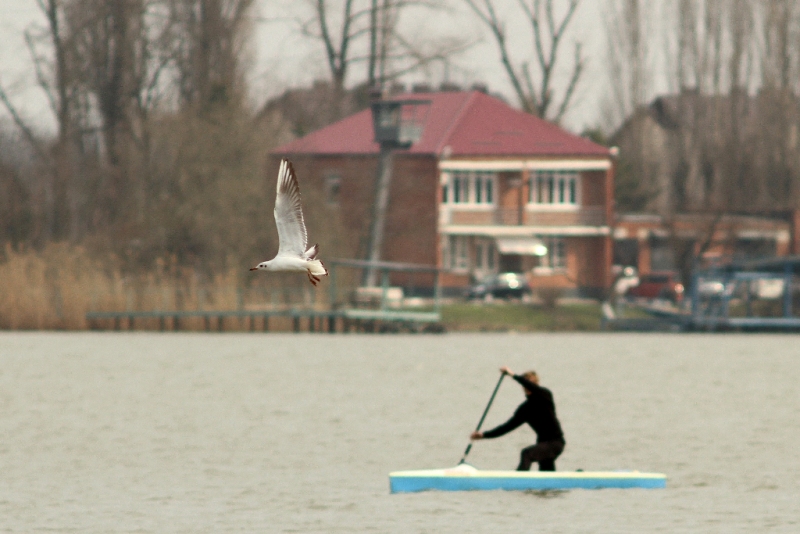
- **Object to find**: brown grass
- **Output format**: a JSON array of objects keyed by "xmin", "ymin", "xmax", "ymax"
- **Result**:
[{"xmin": 0, "ymin": 244, "xmax": 330, "ymax": 330}]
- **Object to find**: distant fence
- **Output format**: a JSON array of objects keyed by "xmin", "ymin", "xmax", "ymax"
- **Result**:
[
  {"xmin": 85, "ymin": 308, "xmax": 443, "ymax": 333},
  {"xmin": 85, "ymin": 259, "xmax": 445, "ymax": 333}
]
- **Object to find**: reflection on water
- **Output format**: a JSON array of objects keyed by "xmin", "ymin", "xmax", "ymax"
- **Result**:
[
  {"xmin": 522, "ymin": 489, "xmax": 568, "ymax": 499},
  {"xmin": 0, "ymin": 332, "xmax": 798, "ymax": 533}
]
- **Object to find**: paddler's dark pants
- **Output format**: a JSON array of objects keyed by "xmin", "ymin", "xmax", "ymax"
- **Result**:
[{"xmin": 517, "ymin": 440, "xmax": 565, "ymax": 471}]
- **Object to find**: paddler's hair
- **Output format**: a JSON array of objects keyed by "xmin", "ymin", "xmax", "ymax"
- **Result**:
[{"xmin": 522, "ymin": 370, "xmax": 539, "ymax": 384}]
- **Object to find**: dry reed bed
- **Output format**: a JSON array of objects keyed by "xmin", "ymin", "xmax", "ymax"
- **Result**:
[{"xmin": 0, "ymin": 244, "xmax": 327, "ymax": 330}]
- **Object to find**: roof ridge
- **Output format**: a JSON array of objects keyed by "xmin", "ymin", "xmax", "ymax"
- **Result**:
[
  {"xmin": 434, "ymin": 91, "xmax": 481, "ymax": 156},
  {"xmin": 273, "ymin": 89, "xmax": 610, "ymax": 157}
]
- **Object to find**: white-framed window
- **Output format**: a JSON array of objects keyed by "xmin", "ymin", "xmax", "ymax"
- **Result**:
[
  {"xmin": 474, "ymin": 173, "xmax": 494, "ymax": 204},
  {"xmin": 528, "ymin": 171, "xmax": 579, "ymax": 205},
  {"xmin": 441, "ymin": 171, "xmax": 495, "ymax": 205},
  {"xmin": 453, "ymin": 173, "xmax": 470, "ymax": 203},
  {"xmin": 535, "ymin": 237, "xmax": 567, "ymax": 271},
  {"xmin": 443, "ymin": 235, "xmax": 469, "ymax": 270}
]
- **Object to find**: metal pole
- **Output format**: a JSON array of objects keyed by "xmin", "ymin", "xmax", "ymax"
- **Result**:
[
  {"xmin": 364, "ymin": 146, "xmax": 394, "ymax": 286},
  {"xmin": 380, "ymin": 269, "xmax": 389, "ymax": 311},
  {"xmin": 783, "ymin": 263, "xmax": 792, "ymax": 318},
  {"xmin": 433, "ymin": 269, "xmax": 441, "ymax": 315}
]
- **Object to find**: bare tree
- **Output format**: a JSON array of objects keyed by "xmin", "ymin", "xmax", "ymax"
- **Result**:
[
  {"xmin": 306, "ymin": 0, "xmax": 358, "ymax": 93},
  {"xmin": 0, "ymin": 132, "xmax": 34, "ymax": 246},
  {"xmin": 627, "ymin": 0, "xmax": 800, "ymax": 216},
  {"xmin": 726, "ymin": 0, "xmax": 755, "ymax": 93},
  {"xmin": 756, "ymin": 0, "xmax": 800, "ymax": 204},
  {"xmin": 602, "ymin": 0, "xmax": 658, "ymax": 213},
  {"xmin": 603, "ymin": 0, "xmax": 650, "ymax": 128},
  {"xmin": 0, "ymin": 0, "xmax": 178, "ymax": 241},
  {"xmin": 464, "ymin": 0, "xmax": 584, "ymax": 122},
  {"xmin": 301, "ymin": 0, "xmax": 470, "ymax": 95},
  {"xmin": 0, "ymin": 0, "xmax": 263, "ymax": 259},
  {"xmin": 759, "ymin": 0, "xmax": 798, "ymax": 91},
  {"xmin": 170, "ymin": 0, "xmax": 255, "ymax": 109},
  {"xmin": 666, "ymin": 0, "xmax": 758, "ymax": 96},
  {"xmin": 668, "ymin": 0, "xmax": 721, "ymax": 93},
  {"xmin": 1, "ymin": 0, "xmax": 79, "ymax": 242},
  {"xmin": 638, "ymin": 0, "xmax": 762, "ymax": 286},
  {"xmin": 655, "ymin": 0, "xmax": 757, "ymax": 213},
  {"xmin": 603, "ymin": 0, "xmax": 649, "ymax": 214}
]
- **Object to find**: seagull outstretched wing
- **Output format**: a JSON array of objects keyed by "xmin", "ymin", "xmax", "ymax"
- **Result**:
[{"xmin": 274, "ymin": 159, "xmax": 308, "ymax": 257}]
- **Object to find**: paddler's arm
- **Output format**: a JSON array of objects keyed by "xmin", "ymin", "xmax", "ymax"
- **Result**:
[
  {"xmin": 469, "ymin": 366, "xmax": 525, "ymax": 441},
  {"xmin": 471, "ymin": 407, "xmax": 525, "ymax": 440},
  {"xmin": 501, "ymin": 366, "xmax": 540, "ymax": 393}
]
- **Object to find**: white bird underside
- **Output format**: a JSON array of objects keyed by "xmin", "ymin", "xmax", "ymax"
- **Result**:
[{"xmin": 250, "ymin": 159, "xmax": 328, "ymax": 286}]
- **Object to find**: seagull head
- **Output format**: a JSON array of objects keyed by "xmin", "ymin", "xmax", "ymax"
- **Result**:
[{"xmin": 250, "ymin": 261, "xmax": 272, "ymax": 271}]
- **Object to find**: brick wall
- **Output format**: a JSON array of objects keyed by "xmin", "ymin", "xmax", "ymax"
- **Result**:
[
  {"xmin": 581, "ymin": 171, "xmax": 607, "ymax": 206},
  {"xmin": 571, "ymin": 236, "xmax": 611, "ymax": 293},
  {"xmin": 269, "ymin": 154, "xmax": 439, "ymax": 287}
]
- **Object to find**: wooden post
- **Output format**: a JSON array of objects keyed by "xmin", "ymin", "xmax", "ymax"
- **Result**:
[{"xmin": 262, "ymin": 314, "xmax": 269, "ymax": 332}]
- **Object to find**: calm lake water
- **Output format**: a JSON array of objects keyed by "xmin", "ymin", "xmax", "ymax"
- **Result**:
[{"xmin": 0, "ymin": 332, "xmax": 798, "ymax": 533}]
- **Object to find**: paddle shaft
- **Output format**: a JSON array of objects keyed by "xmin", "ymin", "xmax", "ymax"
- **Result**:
[{"xmin": 459, "ymin": 372, "xmax": 506, "ymax": 464}]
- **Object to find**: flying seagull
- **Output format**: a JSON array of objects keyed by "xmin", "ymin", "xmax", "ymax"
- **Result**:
[{"xmin": 250, "ymin": 158, "xmax": 328, "ymax": 286}]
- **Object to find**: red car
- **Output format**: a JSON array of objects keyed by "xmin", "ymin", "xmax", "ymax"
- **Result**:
[{"xmin": 626, "ymin": 271, "xmax": 684, "ymax": 302}]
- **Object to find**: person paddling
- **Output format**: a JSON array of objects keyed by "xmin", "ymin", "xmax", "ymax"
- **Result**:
[{"xmin": 470, "ymin": 366, "xmax": 565, "ymax": 471}]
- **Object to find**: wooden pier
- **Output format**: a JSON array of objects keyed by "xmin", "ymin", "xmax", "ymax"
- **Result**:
[
  {"xmin": 86, "ymin": 259, "xmax": 445, "ymax": 333},
  {"xmin": 603, "ymin": 256, "xmax": 800, "ymax": 332},
  {"xmin": 687, "ymin": 256, "xmax": 800, "ymax": 331}
]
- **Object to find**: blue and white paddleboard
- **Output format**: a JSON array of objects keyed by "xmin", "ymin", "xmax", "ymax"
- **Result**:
[{"xmin": 389, "ymin": 464, "xmax": 666, "ymax": 493}]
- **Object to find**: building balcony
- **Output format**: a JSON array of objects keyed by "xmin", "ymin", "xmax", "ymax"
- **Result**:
[{"xmin": 440, "ymin": 205, "xmax": 608, "ymax": 227}]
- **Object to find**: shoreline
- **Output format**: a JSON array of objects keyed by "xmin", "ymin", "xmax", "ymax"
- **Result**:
[{"xmin": 0, "ymin": 302, "xmax": 607, "ymax": 333}]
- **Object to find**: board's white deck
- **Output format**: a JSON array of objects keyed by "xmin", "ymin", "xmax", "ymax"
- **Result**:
[{"xmin": 388, "ymin": 465, "xmax": 667, "ymax": 492}]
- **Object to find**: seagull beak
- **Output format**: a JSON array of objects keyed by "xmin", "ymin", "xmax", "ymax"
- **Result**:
[{"xmin": 249, "ymin": 267, "xmax": 258, "ymax": 271}]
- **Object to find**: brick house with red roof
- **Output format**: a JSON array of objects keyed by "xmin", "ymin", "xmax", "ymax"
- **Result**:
[{"xmin": 272, "ymin": 90, "xmax": 615, "ymax": 298}]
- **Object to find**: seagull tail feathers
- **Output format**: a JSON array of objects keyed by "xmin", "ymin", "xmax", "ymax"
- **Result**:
[
  {"xmin": 304, "ymin": 245, "xmax": 327, "ymax": 277},
  {"xmin": 307, "ymin": 259, "xmax": 328, "ymax": 277}
]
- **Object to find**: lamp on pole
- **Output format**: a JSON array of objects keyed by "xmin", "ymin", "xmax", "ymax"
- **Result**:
[{"xmin": 363, "ymin": 91, "xmax": 430, "ymax": 286}]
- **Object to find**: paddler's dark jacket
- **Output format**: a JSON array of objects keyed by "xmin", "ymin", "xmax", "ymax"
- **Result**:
[{"xmin": 482, "ymin": 374, "xmax": 565, "ymax": 443}]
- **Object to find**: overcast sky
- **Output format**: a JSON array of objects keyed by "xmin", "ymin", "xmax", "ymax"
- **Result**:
[{"xmin": 0, "ymin": 0, "xmax": 615, "ymax": 135}]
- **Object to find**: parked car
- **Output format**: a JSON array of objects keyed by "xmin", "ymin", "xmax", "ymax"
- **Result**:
[
  {"xmin": 625, "ymin": 271, "xmax": 684, "ymax": 302},
  {"xmin": 466, "ymin": 272, "xmax": 532, "ymax": 301}
]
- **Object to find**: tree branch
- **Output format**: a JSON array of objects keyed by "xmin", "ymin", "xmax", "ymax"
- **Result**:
[
  {"xmin": 465, "ymin": 0, "xmax": 532, "ymax": 113},
  {"xmin": 553, "ymin": 41, "xmax": 583, "ymax": 123},
  {"xmin": 0, "ymin": 83, "xmax": 51, "ymax": 165}
]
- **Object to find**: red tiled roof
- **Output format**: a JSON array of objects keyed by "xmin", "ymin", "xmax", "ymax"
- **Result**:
[{"xmin": 273, "ymin": 90, "xmax": 609, "ymax": 158}]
